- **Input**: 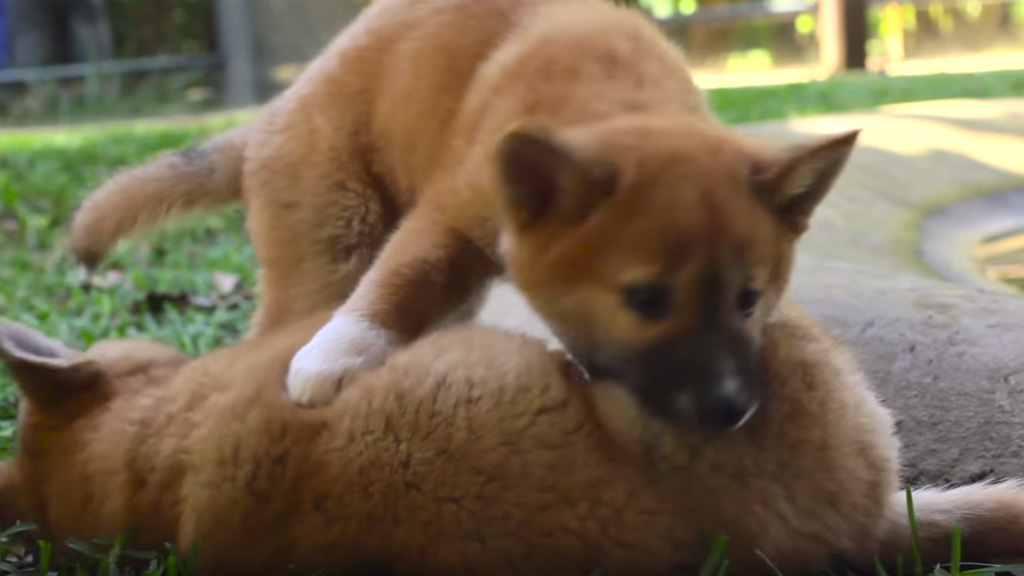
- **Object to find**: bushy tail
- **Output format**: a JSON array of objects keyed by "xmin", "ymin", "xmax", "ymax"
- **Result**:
[
  {"xmin": 879, "ymin": 481, "xmax": 1024, "ymax": 570},
  {"xmin": 69, "ymin": 124, "xmax": 250, "ymax": 268}
]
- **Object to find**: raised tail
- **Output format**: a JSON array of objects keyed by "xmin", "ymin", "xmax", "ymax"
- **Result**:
[
  {"xmin": 69, "ymin": 124, "xmax": 250, "ymax": 269},
  {"xmin": 878, "ymin": 481, "xmax": 1024, "ymax": 570}
]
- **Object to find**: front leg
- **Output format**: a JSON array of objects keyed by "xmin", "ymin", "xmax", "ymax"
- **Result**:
[{"xmin": 286, "ymin": 207, "xmax": 498, "ymax": 407}]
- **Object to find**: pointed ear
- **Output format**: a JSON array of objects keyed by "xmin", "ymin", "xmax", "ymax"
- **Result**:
[
  {"xmin": 496, "ymin": 126, "xmax": 618, "ymax": 229},
  {"xmin": 753, "ymin": 129, "xmax": 861, "ymax": 234},
  {"xmin": 0, "ymin": 320, "xmax": 101, "ymax": 407}
]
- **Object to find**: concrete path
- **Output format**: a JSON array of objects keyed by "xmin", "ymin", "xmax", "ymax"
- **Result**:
[{"xmin": 478, "ymin": 98, "xmax": 1024, "ymax": 487}]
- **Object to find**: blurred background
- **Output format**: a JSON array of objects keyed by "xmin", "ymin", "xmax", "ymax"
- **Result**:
[{"xmin": 0, "ymin": 0, "xmax": 1021, "ymax": 125}]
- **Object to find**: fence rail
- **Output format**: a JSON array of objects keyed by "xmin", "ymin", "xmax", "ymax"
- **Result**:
[{"xmin": 0, "ymin": 53, "xmax": 221, "ymax": 85}]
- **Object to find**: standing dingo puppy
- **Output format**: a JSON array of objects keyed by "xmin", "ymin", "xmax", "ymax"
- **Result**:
[{"xmin": 69, "ymin": 0, "xmax": 858, "ymax": 426}]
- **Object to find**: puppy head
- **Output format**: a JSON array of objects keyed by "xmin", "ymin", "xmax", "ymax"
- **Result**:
[
  {"xmin": 495, "ymin": 116, "xmax": 858, "ymax": 430},
  {"xmin": 0, "ymin": 320, "xmax": 188, "ymax": 530}
]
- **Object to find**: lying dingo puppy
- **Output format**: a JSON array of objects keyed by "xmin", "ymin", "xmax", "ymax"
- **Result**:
[
  {"xmin": 1, "ymin": 307, "xmax": 1023, "ymax": 576},
  {"xmin": 69, "ymin": 0, "xmax": 860, "ymax": 424}
]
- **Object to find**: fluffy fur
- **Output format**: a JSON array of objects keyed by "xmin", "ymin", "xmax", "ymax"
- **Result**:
[
  {"xmin": 68, "ymin": 0, "xmax": 860, "ymax": 421},
  {"xmin": 1, "ymin": 305, "xmax": 1024, "ymax": 576}
]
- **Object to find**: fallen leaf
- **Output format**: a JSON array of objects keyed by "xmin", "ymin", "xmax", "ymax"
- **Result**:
[
  {"xmin": 93, "ymin": 270, "xmax": 125, "ymax": 289},
  {"xmin": 74, "ymin": 267, "xmax": 128, "ymax": 290},
  {"xmin": 212, "ymin": 272, "xmax": 241, "ymax": 296},
  {"xmin": 188, "ymin": 295, "xmax": 218, "ymax": 309}
]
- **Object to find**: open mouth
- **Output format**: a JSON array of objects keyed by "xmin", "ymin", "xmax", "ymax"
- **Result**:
[
  {"xmin": 567, "ymin": 343, "xmax": 763, "ymax": 431},
  {"xmin": 568, "ymin": 347, "xmax": 625, "ymax": 383},
  {"xmin": 571, "ymin": 350, "xmax": 684, "ymax": 421}
]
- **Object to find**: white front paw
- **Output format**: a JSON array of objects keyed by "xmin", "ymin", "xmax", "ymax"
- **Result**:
[{"xmin": 286, "ymin": 315, "xmax": 397, "ymax": 407}]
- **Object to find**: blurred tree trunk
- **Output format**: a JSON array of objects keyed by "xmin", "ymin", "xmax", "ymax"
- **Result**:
[{"xmin": 7, "ymin": 0, "xmax": 113, "ymax": 67}]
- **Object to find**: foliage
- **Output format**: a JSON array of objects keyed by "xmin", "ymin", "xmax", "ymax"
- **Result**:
[
  {"xmin": 107, "ymin": 0, "xmax": 216, "ymax": 58},
  {"xmin": 0, "ymin": 487, "xmax": 1020, "ymax": 574}
]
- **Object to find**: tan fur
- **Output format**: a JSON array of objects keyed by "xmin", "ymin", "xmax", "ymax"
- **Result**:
[
  {"xmin": 70, "ymin": 126, "xmax": 249, "ymax": 269},
  {"xmin": 880, "ymin": 482, "xmax": 1024, "ymax": 565},
  {"xmin": 68, "ymin": 0, "xmax": 861, "ymax": 413},
  {"xmin": 2, "ymin": 304, "xmax": 1024, "ymax": 576}
]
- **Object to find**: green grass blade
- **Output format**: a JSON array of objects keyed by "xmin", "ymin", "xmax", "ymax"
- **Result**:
[
  {"xmin": 122, "ymin": 549, "xmax": 159, "ymax": 561},
  {"xmin": 949, "ymin": 523, "xmax": 962, "ymax": 576},
  {"xmin": 65, "ymin": 538, "xmax": 106, "ymax": 561},
  {"xmin": 0, "ymin": 521, "xmax": 37, "ymax": 541},
  {"xmin": 905, "ymin": 486, "xmax": 925, "ymax": 576},
  {"xmin": 698, "ymin": 535, "xmax": 730, "ymax": 576},
  {"xmin": 141, "ymin": 557, "xmax": 164, "ymax": 576},
  {"xmin": 38, "ymin": 539, "xmax": 53, "ymax": 575},
  {"xmin": 961, "ymin": 565, "xmax": 1024, "ymax": 576}
]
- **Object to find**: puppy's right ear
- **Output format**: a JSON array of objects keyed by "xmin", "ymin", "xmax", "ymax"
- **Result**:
[
  {"xmin": 0, "ymin": 320, "xmax": 101, "ymax": 407},
  {"xmin": 496, "ymin": 126, "xmax": 618, "ymax": 229},
  {"xmin": 751, "ymin": 129, "xmax": 860, "ymax": 235}
]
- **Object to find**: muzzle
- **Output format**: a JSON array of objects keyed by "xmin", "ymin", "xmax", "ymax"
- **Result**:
[{"xmin": 587, "ymin": 326, "xmax": 765, "ymax": 430}]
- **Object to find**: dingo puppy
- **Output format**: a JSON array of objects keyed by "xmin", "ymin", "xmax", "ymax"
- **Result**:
[
  {"xmin": 2, "ymin": 308, "xmax": 1024, "ymax": 575},
  {"xmin": 69, "ymin": 0, "xmax": 859, "ymax": 425}
]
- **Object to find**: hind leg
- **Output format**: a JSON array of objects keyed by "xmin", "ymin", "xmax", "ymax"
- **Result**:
[{"xmin": 243, "ymin": 165, "xmax": 392, "ymax": 338}]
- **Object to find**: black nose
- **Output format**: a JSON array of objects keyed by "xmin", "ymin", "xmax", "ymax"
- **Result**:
[{"xmin": 695, "ymin": 380, "xmax": 759, "ymax": 429}]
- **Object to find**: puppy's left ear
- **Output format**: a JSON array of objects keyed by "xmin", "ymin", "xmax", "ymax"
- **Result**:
[
  {"xmin": 496, "ymin": 126, "xmax": 618, "ymax": 230},
  {"xmin": 0, "ymin": 320, "xmax": 100, "ymax": 407},
  {"xmin": 753, "ymin": 129, "xmax": 861, "ymax": 235}
]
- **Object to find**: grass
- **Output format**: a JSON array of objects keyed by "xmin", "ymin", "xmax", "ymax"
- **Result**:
[
  {"xmin": 705, "ymin": 68, "xmax": 1024, "ymax": 124},
  {"xmin": 1, "ymin": 490, "xmax": 1022, "ymax": 576},
  {"xmin": 0, "ymin": 521, "xmax": 205, "ymax": 576},
  {"xmin": 1, "ymin": 67, "xmax": 1024, "ymax": 574}
]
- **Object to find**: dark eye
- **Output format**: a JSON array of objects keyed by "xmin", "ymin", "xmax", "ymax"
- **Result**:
[
  {"xmin": 737, "ymin": 288, "xmax": 761, "ymax": 319},
  {"xmin": 623, "ymin": 283, "xmax": 672, "ymax": 322}
]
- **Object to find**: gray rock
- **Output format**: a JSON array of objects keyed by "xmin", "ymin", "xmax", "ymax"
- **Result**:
[{"xmin": 792, "ymin": 256, "xmax": 1024, "ymax": 486}]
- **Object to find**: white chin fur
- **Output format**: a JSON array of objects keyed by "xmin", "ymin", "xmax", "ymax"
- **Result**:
[
  {"xmin": 286, "ymin": 314, "xmax": 397, "ymax": 407},
  {"xmin": 496, "ymin": 229, "xmax": 514, "ymax": 264}
]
